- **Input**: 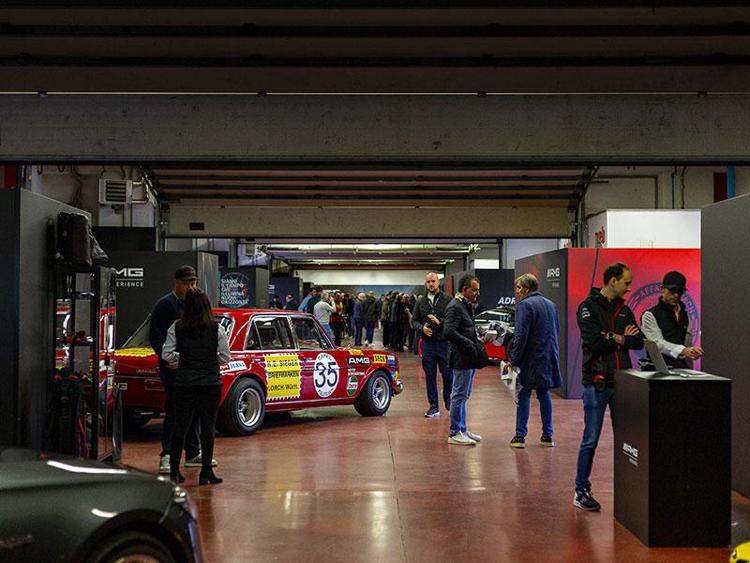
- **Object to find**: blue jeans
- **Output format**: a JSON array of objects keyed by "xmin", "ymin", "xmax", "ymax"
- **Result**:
[
  {"xmin": 422, "ymin": 340, "xmax": 453, "ymax": 409},
  {"xmin": 321, "ymin": 324, "xmax": 334, "ymax": 341},
  {"xmin": 575, "ymin": 385, "xmax": 615, "ymax": 491},
  {"xmin": 365, "ymin": 321, "xmax": 376, "ymax": 343},
  {"xmin": 515, "ymin": 387, "xmax": 553, "ymax": 438},
  {"xmin": 449, "ymin": 368, "xmax": 475, "ymax": 435}
]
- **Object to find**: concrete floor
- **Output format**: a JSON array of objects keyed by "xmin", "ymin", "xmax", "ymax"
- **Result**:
[{"xmin": 122, "ymin": 339, "xmax": 749, "ymax": 562}]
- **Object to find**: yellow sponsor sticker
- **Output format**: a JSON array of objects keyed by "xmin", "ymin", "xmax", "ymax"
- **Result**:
[
  {"xmin": 115, "ymin": 347, "xmax": 155, "ymax": 358},
  {"xmin": 349, "ymin": 349, "xmax": 364, "ymax": 356},
  {"xmin": 373, "ymin": 354, "xmax": 386, "ymax": 364},
  {"xmin": 265, "ymin": 354, "xmax": 301, "ymax": 400}
]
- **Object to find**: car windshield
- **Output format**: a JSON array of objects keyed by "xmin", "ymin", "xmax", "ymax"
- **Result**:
[{"xmin": 122, "ymin": 313, "xmax": 235, "ymax": 349}]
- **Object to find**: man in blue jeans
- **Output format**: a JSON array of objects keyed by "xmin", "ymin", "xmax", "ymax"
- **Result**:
[
  {"xmin": 505, "ymin": 273, "xmax": 562, "ymax": 448},
  {"xmin": 411, "ymin": 272, "xmax": 453, "ymax": 418},
  {"xmin": 574, "ymin": 263, "xmax": 644, "ymax": 511},
  {"xmin": 444, "ymin": 274, "xmax": 487, "ymax": 446}
]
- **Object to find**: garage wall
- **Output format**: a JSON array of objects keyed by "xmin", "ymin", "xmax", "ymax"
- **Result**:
[{"xmin": 587, "ymin": 166, "xmax": 750, "ymax": 216}]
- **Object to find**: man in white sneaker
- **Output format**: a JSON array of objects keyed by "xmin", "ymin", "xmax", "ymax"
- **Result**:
[{"xmin": 444, "ymin": 274, "xmax": 488, "ymax": 445}]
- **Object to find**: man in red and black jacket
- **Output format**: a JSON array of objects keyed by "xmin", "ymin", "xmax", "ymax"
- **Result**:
[{"xmin": 574, "ymin": 262, "xmax": 644, "ymax": 512}]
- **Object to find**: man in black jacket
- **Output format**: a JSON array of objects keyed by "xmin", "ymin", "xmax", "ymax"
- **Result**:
[
  {"xmin": 149, "ymin": 265, "xmax": 203, "ymax": 474},
  {"xmin": 444, "ymin": 274, "xmax": 487, "ymax": 446},
  {"xmin": 412, "ymin": 272, "xmax": 453, "ymax": 418},
  {"xmin": 574, "ymin": 262, "xmax": 644, "ymax": 511}
]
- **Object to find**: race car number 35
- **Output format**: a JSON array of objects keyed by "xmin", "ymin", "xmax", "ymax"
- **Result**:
[{"xmin": 314, "ymin": 353, "xmax": 339, "ymax": 398}]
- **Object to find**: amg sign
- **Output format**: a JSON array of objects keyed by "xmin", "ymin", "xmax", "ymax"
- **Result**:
[{"xmin": 115, "ymin": 267, "xmax": 145, "ymax": 288}]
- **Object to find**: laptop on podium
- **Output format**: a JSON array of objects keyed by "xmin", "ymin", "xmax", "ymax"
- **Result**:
[{"xmin": 643, "ymin": 340, "xmax": 705, "ymax": 377}]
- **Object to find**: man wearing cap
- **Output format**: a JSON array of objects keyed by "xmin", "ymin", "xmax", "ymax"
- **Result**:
[
  {"xmin": 149, "ymin": 265, "xmax": 216, "ymax": 474},
  {"xmin": 641, "ymin": 271, "xmax": 703, "ymax": 369}
]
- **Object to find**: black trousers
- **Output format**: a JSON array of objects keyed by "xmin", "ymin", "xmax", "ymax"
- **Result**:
[
  {"xmin": 170, "ymin": 385, "xmax": 222, "ymax": 472},
  {"xmin": 160, "ymin": 376, "xmax": 201, "ymax": 459}
]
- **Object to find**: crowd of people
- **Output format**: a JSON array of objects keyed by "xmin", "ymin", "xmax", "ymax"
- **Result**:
[{"xmin": 271, "ymin": 286, "xmax": 428, "ymax": 352}]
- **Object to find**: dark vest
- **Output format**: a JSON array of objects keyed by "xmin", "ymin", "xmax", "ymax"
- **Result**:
[
  {"xmin": 648, "ymin": 298, "xmax": 689, "ymax": 368},
  {"xmin": 175, "ymin": 321, "xmax": 221, "ymax": 386}
]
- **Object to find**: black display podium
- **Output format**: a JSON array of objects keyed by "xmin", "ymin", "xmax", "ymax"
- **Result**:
[{"xmin": 613, "ymin": 369, "xmax": 731, "ymax": 547}]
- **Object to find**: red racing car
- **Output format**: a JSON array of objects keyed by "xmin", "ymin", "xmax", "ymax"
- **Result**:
[{"xmin": 115, "ymin": 309, "xmax": 403, "ymax": 435}]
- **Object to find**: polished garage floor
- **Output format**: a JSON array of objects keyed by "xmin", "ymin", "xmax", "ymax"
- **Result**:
[{"xmin": 123, "ymin": 349, "xmax": 749, "ymax": 562}]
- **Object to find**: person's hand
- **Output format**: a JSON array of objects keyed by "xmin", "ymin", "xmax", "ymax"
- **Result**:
[
  {"xmin": 612, "ymin": 334, "xmax": 625, "ymax": 346},
  {"xmin": 427, "ymin": 314, "xmax": 440, "ymax": 325},
  {"xmin": 422, "ymin": 325, "xmax": 433, "ymax": 337},
  {"xmin": 624, "ymin": 325, "xmax": 640, "ymax": 337},
  {"xmin": 681, "ymin": 346, "xmax": 704, "ymax": 360}
]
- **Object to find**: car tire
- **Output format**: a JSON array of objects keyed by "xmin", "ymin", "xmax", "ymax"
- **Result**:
[
  {"xmin": 87, "ymin": 531, "xmax": 175, "ymax": 563},
  {"xmin": 217, "ymin": 378, "xmax": 266, "ymax": 436},
  {"xmin": 354, "ymin": 371, "xmax": 392, "ymax": 417}
]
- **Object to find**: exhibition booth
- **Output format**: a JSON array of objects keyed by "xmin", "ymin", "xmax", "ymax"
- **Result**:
[{"xmin": 515, "ymin": 247, "xmax": 701, "ymax": 399}]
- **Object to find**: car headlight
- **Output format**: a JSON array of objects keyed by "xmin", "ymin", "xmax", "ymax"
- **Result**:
[{"xmin": 173, "ymin": 485, "xmax": 198, "ymax": 520}]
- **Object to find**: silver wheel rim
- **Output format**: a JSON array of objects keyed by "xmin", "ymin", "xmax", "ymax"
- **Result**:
[
  {"xmin": 238, "ymin": 387, "xmax": 262, "ymax": 427},
  {"xmin": 114, "ymin": 556, "xmax": 161, "ymax": 563},
  {"xmin": 372, "ymin": 377, "xmax": 390, "ymax": 410}
]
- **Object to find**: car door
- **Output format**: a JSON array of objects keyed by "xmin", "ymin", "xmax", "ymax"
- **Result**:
[
  {"xmin": 289, "ymin": 315, "xmax": 347, "ymax": 402},
  {"xmin": 245, "ymin": 315, "xmax": 302, "ymax": 404}
]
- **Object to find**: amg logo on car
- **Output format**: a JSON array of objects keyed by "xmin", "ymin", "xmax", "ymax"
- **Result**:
[
  {"xmin": 348, "ymin": 357, "xmax": 371, "ymax": 366},
  {"xmin": 623, "ymin": 442, "xmax": 639, "ymax": 459}
]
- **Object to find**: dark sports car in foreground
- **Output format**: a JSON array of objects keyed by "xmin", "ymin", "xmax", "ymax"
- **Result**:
[{"xmin": 0, "ymin": 448, "xmax": 202, "ymax": 563}]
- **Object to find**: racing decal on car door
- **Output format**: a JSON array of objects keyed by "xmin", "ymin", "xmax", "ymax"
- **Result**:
[
  {"xmin": 373, "ymin": 354, "xmax": 386, "ymax": 364},
  {"xmin": 264, "ymin": 354, "xmax": 301, "ymax": 400},
  {"xmin": 313, "ymin": 352, "xmax": 339, "ymax": 398}
]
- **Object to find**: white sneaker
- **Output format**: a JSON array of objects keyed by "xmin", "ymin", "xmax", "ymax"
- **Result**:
[
  {"xmin": 447, "ymin": 432, "xmax": 477, "ymax": 446},
  {"xmin": 159, "ymin": 454, "xmax": 170, "ymax": 474},
  {"xmin": 364, "ymin": 340, "xmax": 370, "ymax": 347},
  {"xmin": 184, "ymin": 454, "xmax": 218, "ymax": 468},
  {"xmin": 466, "ymin": 430, "xmax": 482, "ymax": 443}
]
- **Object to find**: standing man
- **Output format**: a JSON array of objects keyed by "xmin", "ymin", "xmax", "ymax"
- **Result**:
[
  {"xmin": 641, "ymin": 271, "xmax": 703, "ymax": 368},
  {"xmin": 314, "ymin": 291, "xmax": 337, "ymax": 341},
  {"xmin": 352, "ymin": 292, "xmax": 366, "ymax": 346},
  {"xmin": 284, "ymin": 293, "xmax": 298, "ymax": 311},
  {"xmin": 412, "ymin": 272, "xmax": 453, "ymax": 418},
  {"xmin": 444, "ymin": 274, "xmax": 487, "ymax": 446},
  {"xmin": 363, "ymin": 291, "xmax": 379, "ymax": 346},
  {"xmin": 305, "ymin": 286, "xmax": 323, "ymax": 314},
  {"xmin": 298, "ymin": 287, "xmax": 317, "ymax": 313},
  {"xmin": 574, "ymin": 263, "xmax": 644, "ymax": 511},
  {"xmin": 149, "ymin": 266, "xmax": 209, "ymax": 474},
  {"xmin": 506, "ymin": 273, "xmax": 562, "ymax": 448}
]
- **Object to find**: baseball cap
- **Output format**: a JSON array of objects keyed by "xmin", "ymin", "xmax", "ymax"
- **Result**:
[
  {"xmin": 661, "ymin": 271, "xmax": 687, "ymax": 291},
  {"xmin": 175, "ymin": 265, "xmax": 198, "ymax": 281}
]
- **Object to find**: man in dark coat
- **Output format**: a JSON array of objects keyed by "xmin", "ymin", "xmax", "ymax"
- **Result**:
[
  {"xmin": 149, "ymin": 265, "xmax": 202, "ymax": 474},
  {"xmin": 444, "ymin": 274, "xmax": 487, "ymax": 446},
  {"xmin": 574, "ymin": 262, "xmax": 644, "ymax": 512},
  {"xmin": 412, "ymin": 272, "xmax": 453, "ymax": 418},
  {"xmin": 506, "ymin": 274, "xmax": 562, "ymax": 449}
]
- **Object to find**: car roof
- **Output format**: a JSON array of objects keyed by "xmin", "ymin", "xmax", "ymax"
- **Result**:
[{"xmin": 213, "ymin": 308, "xmax": 309, "ymax": 316}]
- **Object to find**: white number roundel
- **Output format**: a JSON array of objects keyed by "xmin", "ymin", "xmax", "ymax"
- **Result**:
[{"xmin": 313, "ymin": 353, "xmax": 339, "ymax": 398}]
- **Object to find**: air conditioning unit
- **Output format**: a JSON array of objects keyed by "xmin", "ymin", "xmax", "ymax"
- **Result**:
[{"xmin": 98, "ymin": 179, "xmax": 149, "ymax": 205}]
